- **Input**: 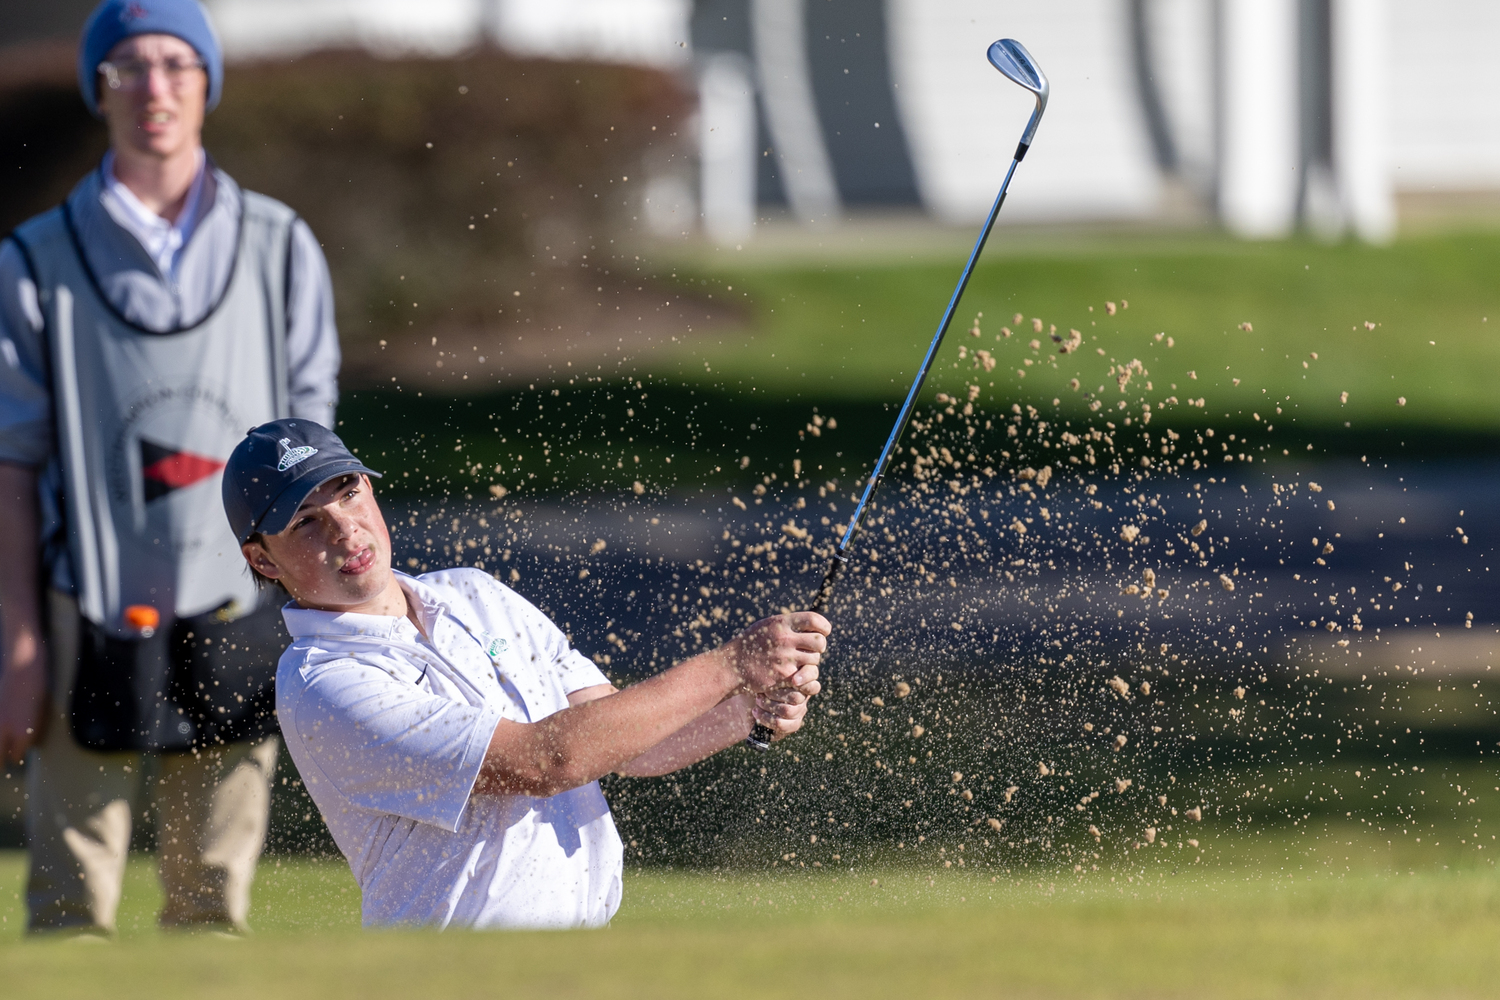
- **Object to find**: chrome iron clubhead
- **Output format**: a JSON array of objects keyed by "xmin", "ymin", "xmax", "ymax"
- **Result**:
[
  {"xmin": 988, "ymin": 38, "xmax": 1049, "ymax": 154},
  {"xmin": 746, "ymin": 38, "xmax": 1050, "ymax": 752}
]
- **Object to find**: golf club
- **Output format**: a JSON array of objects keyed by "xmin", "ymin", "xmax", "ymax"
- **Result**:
[{"xmin": 747, "ymin": 38, "xmax": 1049, "ymax": 751}]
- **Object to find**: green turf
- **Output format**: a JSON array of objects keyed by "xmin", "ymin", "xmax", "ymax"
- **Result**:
[
  {"xmin": 3, "ymin": 836, "xmax": 1498, "ymax": 999},
  {"xmin": 651, "ymin": 231, "xmax": 1500, "ymax": 433},
  {"xmin": 335, "ymin": 232, "xmax": 1500, "ymax": 495}
]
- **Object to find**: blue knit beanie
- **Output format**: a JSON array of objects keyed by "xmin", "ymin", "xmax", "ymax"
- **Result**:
[{"xmin": 77, "ymin": 0, "xmax": 223, "ymax": 118}]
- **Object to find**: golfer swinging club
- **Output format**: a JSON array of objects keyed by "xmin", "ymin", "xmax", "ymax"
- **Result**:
[{"xmin": 224, "ymin": 419, "xmax": 827, "ymax": 929}]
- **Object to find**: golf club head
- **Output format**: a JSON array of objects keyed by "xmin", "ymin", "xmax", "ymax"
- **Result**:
[{"xmin": 988, "ymin": 38, "xmax": 1049, "ymax": 154}]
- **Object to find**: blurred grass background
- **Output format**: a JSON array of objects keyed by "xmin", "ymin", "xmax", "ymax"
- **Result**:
[{"xmin": 335, "ymin": 229, "xmax": 1500, "ymax": 497}]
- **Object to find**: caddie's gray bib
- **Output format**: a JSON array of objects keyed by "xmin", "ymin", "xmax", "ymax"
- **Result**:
[{"xmin": 12, "ymin": 193, "xmax": 293, "ymax": 635}]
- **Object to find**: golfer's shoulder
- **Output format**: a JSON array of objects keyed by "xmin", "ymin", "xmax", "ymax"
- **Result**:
[
  {"xmin": 275, "ymin": 635, "xmax": 368, "ymax": 686},
  {"xmin": 417, "ymin": 566, "xmax": 553, "ymax": 637},
  {"xmin": 417, "ymin": 566, "xmax": 517, "ymax": 609}
]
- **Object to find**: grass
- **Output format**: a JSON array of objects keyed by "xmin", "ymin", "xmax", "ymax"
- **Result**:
[
  {"xmin": 2, "ymin": 830, "xmax": 1498, "ymax": 999},
  {"xmin": 336, "ymin": 230, "xmax": 1500, "ymax": 495},
  {"xmin": 652, "ymin": 230, "xmax": 1500, "ymax": 430}
]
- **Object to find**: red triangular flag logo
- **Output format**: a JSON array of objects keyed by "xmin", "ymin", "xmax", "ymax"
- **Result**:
[{"xmin": 141, "ymin": 438, "xmax": 225, "ymax": 502}]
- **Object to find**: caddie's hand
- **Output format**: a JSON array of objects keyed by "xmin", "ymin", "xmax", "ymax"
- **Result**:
[
  {"xmin": 0, "ymin": 632, "xmax": 49, "ymax": 764},
  {"xmin": 752, "ymin": 665, "xmax": 821, "ymax": 740},
  {"xmin": 723, "ymin": 612, "xmax": 830, "ymax": 694}
]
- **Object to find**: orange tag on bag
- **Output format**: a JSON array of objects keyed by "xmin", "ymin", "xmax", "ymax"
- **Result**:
[{"xmin": 123, "ymin": 605, "xmax": 160, "ymax": 632}]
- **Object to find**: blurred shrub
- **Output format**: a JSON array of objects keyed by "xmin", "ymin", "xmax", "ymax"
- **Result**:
[
  {"xmin": 0, "ymin": 52, "xmax": 107, "ymax": 232},
  {"xmin": 0, "ymin": 48, "xmax": 691, "ymax": 343}
]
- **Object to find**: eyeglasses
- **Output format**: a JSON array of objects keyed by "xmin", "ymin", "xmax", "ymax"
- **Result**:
[{"xmin": 97, "ymin": 58, "xmax": 205, "ymax": 91}]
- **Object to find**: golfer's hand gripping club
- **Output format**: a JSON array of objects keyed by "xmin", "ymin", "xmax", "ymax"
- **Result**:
[{"xmin": 745, "ymin": 38, "xmax": 1047, "ymax": 752}]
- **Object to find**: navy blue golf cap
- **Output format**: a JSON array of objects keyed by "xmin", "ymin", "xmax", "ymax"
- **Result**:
[{"xmin": 223, "ymin": 419, "xmax": 381, "ymax": 543}]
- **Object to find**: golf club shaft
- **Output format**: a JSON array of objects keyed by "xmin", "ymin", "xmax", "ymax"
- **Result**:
[{"xmin": 745, "ymin": 152, "xmax": 1026, "ymax": 752}]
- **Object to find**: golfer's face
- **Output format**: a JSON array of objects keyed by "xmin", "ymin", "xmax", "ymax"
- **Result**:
[{"xmin": 258, "ymin": 474, "xmax": 394, "ymax": 611}]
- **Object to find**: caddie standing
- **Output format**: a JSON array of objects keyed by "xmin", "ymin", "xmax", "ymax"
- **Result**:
[{"xmin": 0, "ymin": 0, "xmax": 340, "ymax": 933}]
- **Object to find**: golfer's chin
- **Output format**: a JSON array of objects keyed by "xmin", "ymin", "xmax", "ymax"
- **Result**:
[{"xmin": 293, "ymin": 556, "xmax": 394, "ymax": 613}]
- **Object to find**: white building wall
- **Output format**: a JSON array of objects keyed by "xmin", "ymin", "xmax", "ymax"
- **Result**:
[
  {"xmin": 202, "ymin": 0, "xmax": 1500, "ymax": 230},
  {"xmin": 1148, "ymin": 0, "xmax": 1217, "ymax": 195},
  {"xmin": 887, "ymin": 0, "xmax": 1163, "ymax": 224},
  {"xmin": 488, "ymin": 0, "xmax": 691, "ymax": 67},
  {"xmin": 1388, "ymin": 0, "xmax": 1500, "ymax": 192},
  {"xmin": 206, "ymin": 0, "xmax": 485, "ymax": 60},
  {"xmin": 206, "ymin": 0, "xmax": 691, "ymax": 67}
]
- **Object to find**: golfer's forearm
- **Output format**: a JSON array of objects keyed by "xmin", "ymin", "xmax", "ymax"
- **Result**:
[
  {"xmin": 616, "ymin": 694, "xmax": 753, "ymax": 777},
  {"xmin": 475, "ymin": 648, "xmax": 741, "ymax": 796},
  {"xmin": 0, "ymin": 463, "xmax": 44, "ymax": 667}
]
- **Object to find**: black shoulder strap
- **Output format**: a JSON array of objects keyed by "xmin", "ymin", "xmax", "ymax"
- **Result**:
[{"xmin": 270, "ymin": 212, "xmax": 298, "ymax": 419}]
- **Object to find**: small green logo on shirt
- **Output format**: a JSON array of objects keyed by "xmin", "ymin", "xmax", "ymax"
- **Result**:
[{"xmin": 482, "ymin": 634, "xmax": 509, "ymax": 659}]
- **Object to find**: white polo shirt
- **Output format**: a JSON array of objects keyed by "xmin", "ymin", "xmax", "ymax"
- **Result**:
[{"xmin": 276, "ymin": 568, "xmax": 623, "ymax": 929}]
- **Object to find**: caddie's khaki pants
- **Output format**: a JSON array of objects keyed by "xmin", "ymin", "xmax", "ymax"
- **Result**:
[{"xmin": 24, "ymin": 592, "xmax": 278, "ymax": 933}]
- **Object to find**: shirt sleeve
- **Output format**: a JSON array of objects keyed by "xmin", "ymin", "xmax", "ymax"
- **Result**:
[
  {"xmin": 511, "ymin": 583, "xmax": 612, "ymax": 695},
  {"xmin": 0, "ymin": 239, "xmax": 53, "ymax": 467},
  {"xmin": 285, "ymin": 218, "xmax": 340, "ymax": 427},
  {"xmin": 462, "ymin": 569, "xmax": 615, "ymax": 695},
  {"xmin": 289, "ymin": 653, "xmax": 502, "ymax": 832}
]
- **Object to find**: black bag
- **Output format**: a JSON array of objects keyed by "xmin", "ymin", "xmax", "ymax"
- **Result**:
[{"xmin": 70, "ymin": 597, "xmax": 287, "ymax": 752}]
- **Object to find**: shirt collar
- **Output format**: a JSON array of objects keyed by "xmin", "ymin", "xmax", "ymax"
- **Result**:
[
  {"xmin": 99, "ymin": 149, "xmax": 208, "ymax": 276},
  {"xmin": 280, "ymin": 572, "xmax": 450, "ymax": 642}
]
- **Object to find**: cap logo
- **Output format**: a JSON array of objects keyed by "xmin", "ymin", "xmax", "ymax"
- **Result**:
[
  {"xmin": 124, "ymin": 2, "xmax": 149, "ymax": 20},
  {"xmin": 276, "ymin": 438, "xmax": 319, "ymax": 472}
]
